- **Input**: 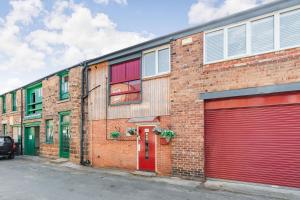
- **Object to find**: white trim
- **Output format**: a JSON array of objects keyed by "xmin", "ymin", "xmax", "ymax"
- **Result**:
[
  {"xmin": 142, "ymin": 45, "xmax": 171, "ymax": 78},
  {"xmin": 204, "ymin": 5, "xmax": 300, "ymax": 65},
  {"xmin": 136, "ymin": 124, "xmax": 157, "ymax": 172}
]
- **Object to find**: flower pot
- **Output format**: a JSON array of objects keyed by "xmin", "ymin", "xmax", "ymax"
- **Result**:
[{"xmin": 160, "ymin": 138, "xmax": 169, "ymax": 145}]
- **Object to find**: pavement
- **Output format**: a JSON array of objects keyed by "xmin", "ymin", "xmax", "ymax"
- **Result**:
[{"xmin": 0, "ymin": 156, "xmax": 286, "ymax": 200}]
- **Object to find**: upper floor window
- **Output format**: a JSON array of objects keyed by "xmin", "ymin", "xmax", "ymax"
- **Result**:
[
  {"xmin": 2, "ymin": 95, "xmax": 6, "ymax": 114},
  {"xmin": 110, "ymin": 59, "xmax": 141, "ymax": 105},
  {"xmin": 26, "ymin": 83, "xmax": 42, "ymax": 116},
  {"xmin": 143, "ymin": 46, "xmax": 170, "ymax": 77},
  {"xmin": 204, "ymin": 8, "xmax": 300, "ymax": 64},
  {"xmin": 251, "ymin": 16, "xmax": 274, "ymax": 54},
  {"xmin": 280, "ymin": 9, "xmax": 300, "ymax": 49},
  {"xmin": 11, "ymin": 91, "xmax": 17, "ymax": 112},
  {"xmin": 60, "ymin": 72, "xmax": 69, "ymax": 100},
  {"xmin": 228, "ymin": 25, "xmax": 246, "ymax": 57},
  {"xmin": 205, "ymin": 30, "xmax": 224, "ymax": 62}
]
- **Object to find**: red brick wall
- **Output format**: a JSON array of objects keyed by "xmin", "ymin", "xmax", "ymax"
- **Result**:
[
  {"xmin": 0, "ymin": 90, "xmax": 22, "ymax": 138},
  {"xmin": 39, "ymin": 66, "xmax": 82, "ymax": 163},
  {"xmin": 89, "ymin": 116, "xmax": 172, "ymax": 176},
  {"xmin": 170, "ymin": 31, "xmax": 300, "ymax": 180}
]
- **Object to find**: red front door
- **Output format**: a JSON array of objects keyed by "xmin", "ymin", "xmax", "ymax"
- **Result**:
[{"xmin": 138, "ymin": 126, "xmax": 156, "ymax": 172}]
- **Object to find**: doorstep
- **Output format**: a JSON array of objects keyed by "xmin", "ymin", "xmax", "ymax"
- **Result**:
[
  {"xmin": 131, "ymin": 170, "xmax": 157, "ymax": 177},
  {"xmin": 50, "ymin": 158, "xmax": 69, "ymax": 164},
  {"xmin": 204, "ymin": 179, "xmax": 300, "ymax": 200}
]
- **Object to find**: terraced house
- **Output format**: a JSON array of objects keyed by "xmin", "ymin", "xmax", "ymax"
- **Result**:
[
  {"xmin": 1, "ymin": 0, "xmax": 300, "ymax": 189},
  {"xmin": 0, "ymin": 66, "xmax": 83, "ymax": 162}
]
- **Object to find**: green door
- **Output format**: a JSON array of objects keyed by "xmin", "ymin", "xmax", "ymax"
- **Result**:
[
  {"xmin": 60, "ymin": 112, "xmax": 71, "ymax": 158},
  {"xmin": 24, "ymin": 127, "xmax": 35, "ymax": 155}
]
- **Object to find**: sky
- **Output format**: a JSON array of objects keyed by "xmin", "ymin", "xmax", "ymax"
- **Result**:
[{"xmin": 0, "ymin": 0, "xmax": 275, "ymax": 94}]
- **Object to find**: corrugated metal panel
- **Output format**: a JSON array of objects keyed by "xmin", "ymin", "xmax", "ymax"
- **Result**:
[
  {"xmin": 88, "ymin": 65, "xmax": 170, "ymax": 120},
  {"xmin": 205, "ymin": 103, "xmax": 300, "ymax": 188}
]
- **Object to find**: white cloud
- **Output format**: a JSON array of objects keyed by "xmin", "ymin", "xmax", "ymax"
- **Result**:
[
  {"xmin": 94, "ymin": 0, "xmax": 127, "ymax": 5},
  {"xmin": 0, "ymin": 0, "xmax": 152, "ymax": 93},
  {"xmin": 27, "ymin": 1, "xmax": 152, "ymax": 67},
  {"xmin": 0, "ymin": 0, "xmax": 45, "ymax": 73},
  {"xmin": 188, "ymin": 0, "xmax": 276, "ymax": 25},
  {"xmin": 1, "ymin": 78, "xmax": 24, "ymax": 94}
]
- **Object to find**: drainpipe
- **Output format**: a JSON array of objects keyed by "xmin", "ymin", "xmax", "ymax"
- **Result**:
[
  {"xmin": 20, "ymin": 88, "xmax": 24, "ymax": 155},
  {"xmin": 80, "ymin": 62, "xmax": 88, "ymax": 165}
]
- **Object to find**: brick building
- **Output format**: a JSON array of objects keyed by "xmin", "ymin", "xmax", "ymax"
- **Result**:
[
  {"xmin": 1, "ymin": 0, "xmax": 300, "ymax": 189},
  {"xmin": 1, "ymin": 66, "xmax": 83, "ymax": 163}
]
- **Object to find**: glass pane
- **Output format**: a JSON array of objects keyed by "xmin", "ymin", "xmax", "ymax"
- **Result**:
[
  {"xmin": 251, "ymin": 16, "xmax": 274, "ymax": 54},
  {"xmin": 127, "ymin": 93, "xmax": 141, "ymax": 102},
  {"xmin": 111, "ymin": 93, "xmax": 141, "ymax": 104},
  {"xmin": 158, "ymin": 48, "xmax": 170, "ymax": 73},
  {"xmin": 128, "ymin": 80, "xmax": 141, "ymax": 92},
  {"xmin": 280, "ymin": 9, "xmax": 300, "ymax": 48},
  {"xmin": 143, "ymin": 51, "xmax": 156, "ymax": 77},
  {"xmin": 205, "ymin": 30, "xmax": 224, "ymax": 62},
  {"xmin": 145, "ymin": 132, "xmax": 149, "ymax": 159},
  {"xmin": 228, "ymin": 24, "xmax": 246, "ymax": 57},
  {"xmin": 111, "ymin": 82, "xmax": 129, "ymax": 95},
  {"xmin": 62, "ymin": 76, "xmax": 69, "ymax": 93},
  {"xmin": 62, "ymin": 115, "xmax": 70, "ymax": 123},
  {"xmin": 111, "ymin": 95, "xmax": 125, "ymax": 104}
]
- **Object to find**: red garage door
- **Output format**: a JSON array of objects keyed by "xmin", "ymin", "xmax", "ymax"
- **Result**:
[{"xmin": 205, "ymin": 92, "xmax": 300, "ymax": 188}]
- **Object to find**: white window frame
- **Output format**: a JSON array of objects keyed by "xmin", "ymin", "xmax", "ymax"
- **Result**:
[
  {"xmin": 203, "ymin": 5, "xmax": 300, "ymax": 65},
  {"xmin": 142, "ymin": 45, "xmax": 171, "ymax": 78}
]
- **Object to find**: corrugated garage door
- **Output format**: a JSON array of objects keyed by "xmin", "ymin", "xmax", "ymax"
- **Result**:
[{"xmin": 205, "ymin": 92, "xmax": 300, "ymax": 188}]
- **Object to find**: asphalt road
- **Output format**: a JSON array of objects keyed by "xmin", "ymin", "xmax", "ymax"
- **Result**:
[{"xmin": 0, "ymin": 157, "xmax": 278, "ymax": 200}]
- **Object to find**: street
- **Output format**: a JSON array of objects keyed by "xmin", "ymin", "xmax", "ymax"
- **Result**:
[{"xmin": 0, "ymin": 157, "xmax": 278, "ymax": 200}]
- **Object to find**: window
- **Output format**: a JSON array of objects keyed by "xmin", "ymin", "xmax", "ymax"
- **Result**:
[
  {"xmin": 60, "ymin": 73, "xmax": 69, "ymax": 100},
  {"xmin": 11, "ymin": 92, "xmax": 17, "ymax": 112},
  {"xmin": 46, "ymin": 120, "xmax": 54, "ymax": 144},
  {"xmin": 26, "ymin": 83, "xmax": 42, "ymax": 116},
  {"xmin": 143, "ymin": 46, "xmax": 170, "ymax": 77},
  {"xmin": 228, "ymin": 25, "xmax": 246, "ymax": 57},
  {"xmin": 110, "ymin": 59, "xmax": 141, "ymax": 105},
  {"xmin": 251, "ymin": 16, "xmax": 274, "ymax": 54},
  {"xmin": 2, "ymin": 124, "xmax": 7, "ymax": 136},
  {"xmin": 280, "ymin": 9, "xmax": 300, "ymax": 49},
  {"xmin": 204, "ymin": 7, "xmax": 300, "ymax": 64},
  {"xmin": 2, "ymin": 95, "xmax": 6, "ymax": 114},
  {"xmin": 205, "ymin": 30, "xmax": 224, "ymax": 63}
]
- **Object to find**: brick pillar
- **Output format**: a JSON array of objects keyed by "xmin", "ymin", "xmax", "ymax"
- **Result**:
[{"xmin": 170, "ymin": 32, "xmax": 205, "ymax": 180}]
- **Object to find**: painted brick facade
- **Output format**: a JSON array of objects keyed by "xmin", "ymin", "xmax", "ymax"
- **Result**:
[{"xmin": 170, "ymin": 31, "xmax": 300, "ymax": 180}]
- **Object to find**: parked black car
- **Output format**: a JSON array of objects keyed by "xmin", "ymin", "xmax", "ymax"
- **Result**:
[{"xmin": 0, "ymin": 136, "xmax": 15, "ymax": 159}]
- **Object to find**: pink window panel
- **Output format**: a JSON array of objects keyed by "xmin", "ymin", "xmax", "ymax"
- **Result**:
[
  {"xmin": 111, "ymin": 63, "xmax": 126, "ymax": 84},
  {"xmin": 125, "ymin": 59, "xmax": 140, "ymax": 81}
]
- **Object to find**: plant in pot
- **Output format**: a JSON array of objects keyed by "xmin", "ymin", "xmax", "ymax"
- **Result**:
[
  {"xmin": 161, "ymin": 129, "xmax": 176, "ymax": 143},
  {"xmin": 111, "ymin": 131, "xmax": 121, "ymax": 139},
  {"xmin": 127, "ymin": 128, "xmax": 137, "ymax": 136},
  {"xmin": 153, "ymin": 127, "xmax": 163, "ymax": 135}
]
